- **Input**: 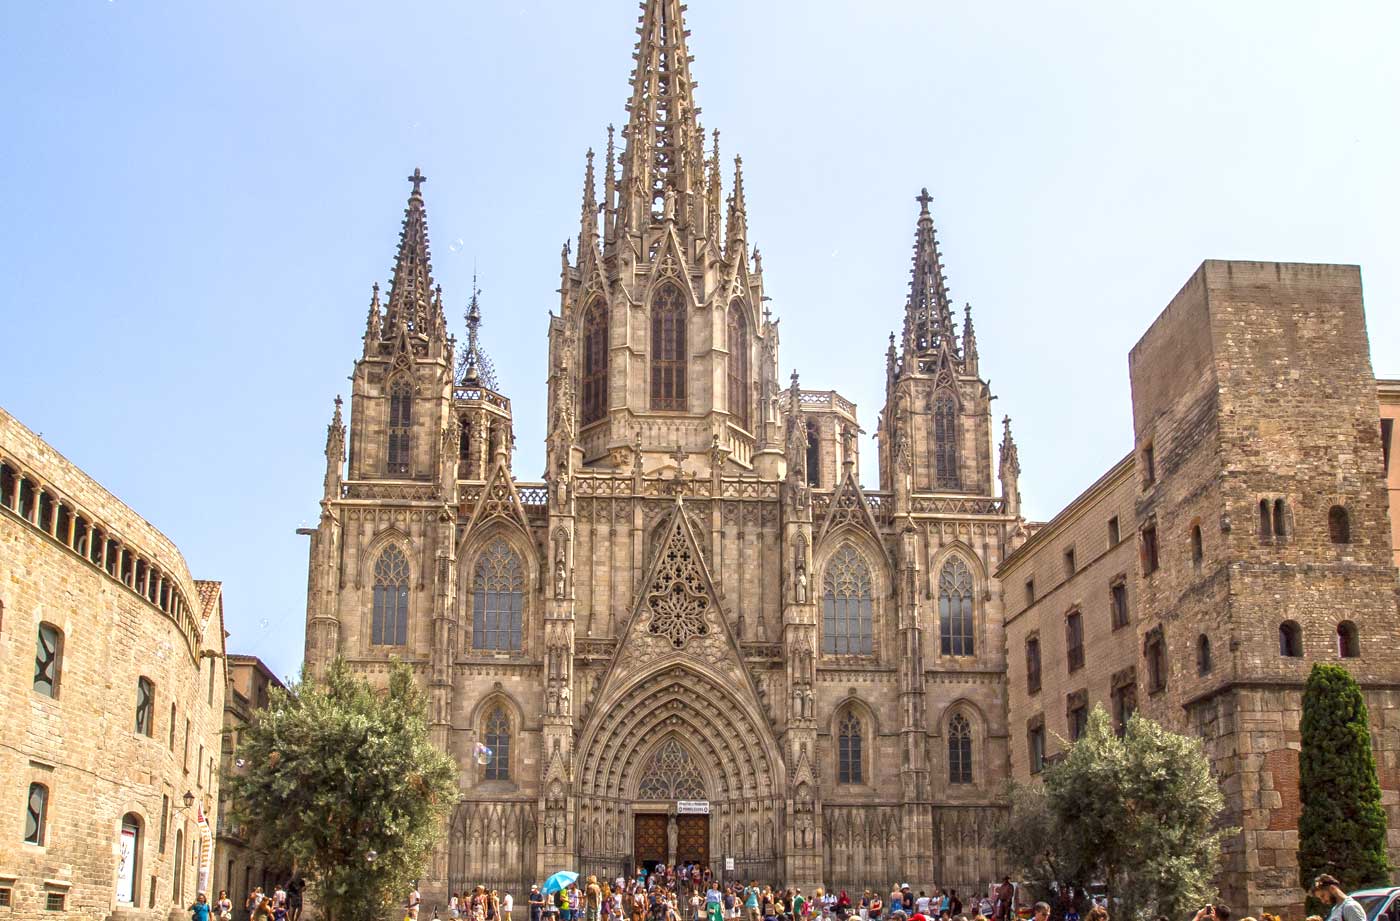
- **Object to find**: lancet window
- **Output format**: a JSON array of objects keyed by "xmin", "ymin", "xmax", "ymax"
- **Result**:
[
  {"xmin": 473, "ymin": 539, "xmax": 524, "ymax": 651},
  {"xmin": 728, "ymin": 303, "xmax": 751, "ymax": 430},
  {"xmin": 948, "ymin": 713, "xmax": 973, "ymax": 784},
  {"xmin": 650, "ymin": 283, "xmax": 687, "ymax": 411},
  {"xmin": 938, "ymin": 556, "xmax": 975, "ymax": 656},
  {"xmin": 371, "ymin": 544, "xmax": 410, "ymax": 645},
  {"xmin": 581, "ymin": 300, "xmax": 609, "ymax": 426},
  {"xmin": 823, "ymin": 545, "xmax": 874, "ymax": 655},
  {"xmin": 483, "ymin": 706, "xmax": 511, "ymax": 781},
  {"xmin": 933, "ymin": 392, "xmax": 958, "ymax": 488},
  {"xmin": 387, "ymin": 377, "xmax": 413, "ymax": 475},
  {"xmin": 837, "ymin": 710, "xmax": 864, "ymax": 784}
]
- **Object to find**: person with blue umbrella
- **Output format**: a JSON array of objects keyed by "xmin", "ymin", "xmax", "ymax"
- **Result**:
[{"xmin": 544, "ymin": 873, "xmax": 579, "ymax": 897}]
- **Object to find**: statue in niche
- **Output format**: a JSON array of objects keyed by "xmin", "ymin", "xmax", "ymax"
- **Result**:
[
  {"xmin": 663, "ymin": 186, "xmax": 676, "ymax": 222},
  {"xmin": 554, "ymin": 551, "xmax": 568, "ymax": 600},
  {"xmin": 794, "ymin": 556, "xmax": 808, "ymax": 604},
  {"xmin": 558, "ymin": 681, "xmax": 572, "ymax": 717},
  {"xmin": 546, "ymin": 684, "xmax": 559, "ymax": 716},
  {"xmin": 666, "ymin": 814, "xmax": 679, "ymax": 865}
]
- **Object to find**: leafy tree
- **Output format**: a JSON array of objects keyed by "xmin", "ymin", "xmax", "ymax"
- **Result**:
[
  {"xmin": 995, "ymin": 782, "xmax": 1093, "ymax": 913},
  {"xmin": 1298, "ymin": 663, "xmax": 1389, "ymax": 902},
  {"xmin": 1036, "ymin": 706, "xmax": 1231, "ymax": 921},
  {"xmin": 225, "ymin": 660, "xmax": 458, "ymax": 921}
]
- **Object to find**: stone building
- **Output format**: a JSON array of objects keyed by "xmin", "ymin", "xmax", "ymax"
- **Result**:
[
  {"xmin": 999, "ymin": 262, "xmax": 1400, "ymax": 915},
  {"xmin": 213, "ymin": 655, "xmax": 288, "ymax": 915},
  {"xmin": 0, "ymin": 407, "xmax": 228, "ymax": 921},
  {"xmin": 301, "ymin": 0, "xmax": 1023, "ymax": 898}
]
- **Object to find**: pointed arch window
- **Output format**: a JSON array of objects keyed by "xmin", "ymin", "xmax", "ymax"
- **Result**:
[
  {"xmin": 822, "ymin": 545, "xmax": 874, "ymax": 656},
  {"xmin": 939, "ymin": 556, "xmax": 975, "ymax": 656},
  {"xmin": 650, "ymin": 283, "xmax": 687, "ymax": 411},
  {"xmin": 948, "ymin": 714, "xmax": 973, "ymax": 785},
  {"xmin": 933, "ymin": 392, "xmax": 959, "ymax": 489},
  {"xmin": 483, "ymin": 706, "xmax": 511, "ymax": 781},
  {"xmin": 473, "ymin": 539, "xmax": 524, "ymax": 651},
  {"xmin": 837, "ymin": 710, "xmax": 864, "ymax": 784},
  {"xmin": 387, "ymin": 377, "xmax": 413, "ymax": 475},
  {"xmin": 806, "ymin": 420, "xmax": 820, "ymax": 488},
  {"xmin": 728, "ymin": 303, "xmax": 751, "ymax": 430},
  {"xmin": 581, "ymin": 299, "xmax": 609, "ymax": 426},
  {"xmin": 637, "ymin": 738, "xmax": 706, "ymax": 800},
  {"xmin": 371, "ymin": 544, "xmax": 410, "ymax": 645}
]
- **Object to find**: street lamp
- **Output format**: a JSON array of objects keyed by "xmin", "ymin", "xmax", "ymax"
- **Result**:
[{"xmin": 183, "ymin": 791, "xmax": 196, "ymax": 809}]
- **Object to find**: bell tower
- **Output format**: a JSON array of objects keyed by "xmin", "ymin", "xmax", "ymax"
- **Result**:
[{"xmin": 547, "ymin": 0, "xmax": 784, "ymax": 481}]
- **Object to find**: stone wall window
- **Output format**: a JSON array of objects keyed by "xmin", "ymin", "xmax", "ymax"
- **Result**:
[
  {"xmin": 650, "ymin": 283, "xmax": 687, "ymax": 411},
  {"xmin": 933, "ymin": 392, "xmax": 959, "ymax": 489},
  {"xmin": 837, "ymin": 710, "xmax": 864, "ymax": 784},
  {"xmin": 1140, "ymin": 524, "xmax": 1159, "ymax": 574},
  {"xmin": 472, "ymin": 539, "xmax": 524, "ymax": 651},
  {"xmin": 1145, "ymin": 627, "xmax": 1167, "ymax": 694},
  {"xmin": 1025, "ymin": 635, "xmax": 1041, "ymax": 694},
  {"xmin": 483, "ymin": 706, "xmax": 511, "ymax": 781},
  {"xmin": 371, "ymin": 544, "xmax": 411, "ymax": 646},
  {"xmin": 1141, "ymin": 441, "xmax": 1156, "ymax": 485},
  {"xmin": 1027, "ymin": 717, "xmax": 1046, "ymax": 775},
  {"xmin": 172, "ymin": 829, "xmax": 184, "ymax": 901},
  {"xmin": 1279, "ymin": 620, "xmax": 1303, "ymax": 658},
  {"xmin": 1111, "ymin": 669, "xmax": 1137, "ymax": 736},
  {"xmin": 727, "ymin": 303, "xmax": 751, "ymax": 430},
  {"xmin": 387, "ymin": 377, "xmax": 413, "ymax": 475},
  {"xmin": 1190, "ymin": 523, "xmax": 1204, "ymax": 568},
  {"xmin": 1338, "ymin": 621, "xmax": 1360, "ymax": 659},
  {"xmin": 34, "ymin": 622, "xmax": 62, "ymax": 698},
  {"xmin": 1329, "ymin": 505, "xmax": 1351, "ymax": 544},
  {"xmin": 1066, "ymin": 690, "xmax": 1088, "ymax": 742},
  {"xmin": 1274, "ymin": 499, "xmax": 1287, "ymax": 538},
  {"xmin": 822, "ymin": 545, "xmax": 873, "ymax": 656},
  {"xmin": 1107, "ymin": 515, "xmax": 1120, "ymax": 547},
  {"xmin": 1025, "ymin": 577, "xmax": 1035, "ymax": 604},
  {"xmin": 1065, "ymin": 610, "xmax": 1084, "ymax": 672},
  {"xmin": 117, "ymin": 813, "xmax": 142, "ymax": 904},
  {"xmin": 580, "ymin": 299, "xmax": 609, "ymax": 426},
  {"xmin": 1110, "ymin": 578, "xmax": 1129, "ymax": 630},
  {"xmin": 948, "ymin": 714, "xmax": 973, "ymax": 785},
  {"xmin": 1197, "ymin": 634, "xmax": 1213, "ymax": 676},
  {"xmin": 1063, "ymin": 546, "xmax": 1076, "ymax": 578},
  {"xmin": 135, "ymin": 677, "xmax": 154, "ymax": 737},
  {"xmin": 938, "ymin": 557, "xmax": 975, "ymax": 656},
  {"xmin": 806, "ymin": 419, "xmax": 820, "ymax": 488},
  {"xmin": 24, "ymin": 782, "xmax": 48, "ymax": 845}
]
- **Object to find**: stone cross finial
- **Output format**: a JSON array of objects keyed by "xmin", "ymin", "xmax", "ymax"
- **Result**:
[
  {"xmin": 408, "ymin": 167, "xmax": 427, "ymax": 195},
  {"xmin": 916, "ymin": 187, "xmax": 933, "ymax": 212}
]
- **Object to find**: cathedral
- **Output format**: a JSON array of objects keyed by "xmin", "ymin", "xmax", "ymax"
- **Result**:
[{"xmin": 303, "ymin": 0, "xmax": 1024, "ymax": 898}]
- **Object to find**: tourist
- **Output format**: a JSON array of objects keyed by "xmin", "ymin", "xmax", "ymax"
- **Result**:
[
  {"xmin": 589, "ymin": 878, "xmax": 604, "ymax": 921},
  {"xmin": 505, "ymin": 891, "xmax": 515, "ymax": 921},
  {"xmin": 993, "ymin": 880, "xmax": 1013, "ymax": 921},
  {"xmin": 215, "ymin": 890, "xmax": 233, "ymax": 921},
  {"xmin": 452, "ymin": 894, "xmax": 462, "ymax": 920},
  {"xmin": 246, "ymin": 887, "xmax": 265, "ymax": 916},
  {"xmin": 286, "ymin": 877, "xmax": 306, "ymax": 921},
  {"xmin": 916, "ymin": 894, "xmax": 930, "ymax": 918},
  {"xmin": 1031, "ymin": 903, "xmax": 1049, "ymax": 921},
  {"xmin": 948, "ymin": 892, "xmax": 961, "ymax": 919},
  {"xmin": 867, "ymin": 893, "xmax": 881, "ymax": 921},
  {"xmin": 707, "ymin": 884, "xmax": 723, "ymax": 921},
  {"xmin": 1311, "ymin": 880, "xmax": 1367, "ymax": 921},
  {"xmin": 191, "ymin": 893, "xmax": 212, "ymax": 921}
]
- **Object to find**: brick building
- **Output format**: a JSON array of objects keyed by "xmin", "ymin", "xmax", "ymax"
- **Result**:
[
  {"xmin": 1000, "ymin": 262, "xmax": 1400, "ymax": 914},
  {"xmin": 0, "ymin": 407, "xmax": 227, "ymax": 921},
  {"xmin": 213, "ymin": 656, "xmax": 288, "ymax": 915}
]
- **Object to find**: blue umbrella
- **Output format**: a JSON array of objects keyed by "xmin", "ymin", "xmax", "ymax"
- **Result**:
[{"xmin": 543, "ymin": 872, "xmax": 578, "ymax": 895}]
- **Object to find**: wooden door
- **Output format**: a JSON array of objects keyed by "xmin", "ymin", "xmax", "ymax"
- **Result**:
[
  {"xmin": 634, "ymin": 814, "xmax": 667, "ymax": 869},
  {"xmin": 676, "ymin": 815, "xmax": 709, "ymax": 867}
]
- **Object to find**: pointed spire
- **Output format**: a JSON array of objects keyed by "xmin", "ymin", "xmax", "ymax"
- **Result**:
[
  {"xmin": 904, "ymin": 187, "xmax": 958, "ymax": 366},
  {"xmin": 364, "ymin": 282, "xmax": 382, "ymax": 341},
  {"xmin": 618, "ymin": 0, "xmax": 704, "ymax": 226},
  {"xmin": 579, "ymin": 148, "xmax": 597, "ymax": 252},
  {"xmin": 323, "ymin": 395, "xmax": 346, "ymax": 500},
  {"xmin": 457, "ymin": 272, "xmax": 498, "ymax": 390},
  {"xmin": 999, "ymin": 415, "xmax": 1021, "ymax": 518},
  {"xmin": 962, "ymin": 302, "xmax": 979, "ymax": 373},
  {"xmin": 383, "ymin": 168, "xmax": 441, "ymax": 341},
  {"xmin": 603, "ymin": 125, "xmax": 617, "ymax": 241},
  {"xmin": 707, "ymin": 129, "xmax": 722, "ymax": 244},
  {"xmin": 726, "ymin": 155, "xmax": 748, "ymax": 258}
]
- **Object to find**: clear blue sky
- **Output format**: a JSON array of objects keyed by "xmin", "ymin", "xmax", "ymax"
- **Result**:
[{"xmin": 3, "ymin": 1, "xmax": 1396, "ymax": 682}]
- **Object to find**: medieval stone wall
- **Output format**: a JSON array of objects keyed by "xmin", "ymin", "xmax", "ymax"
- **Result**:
[{"xmin": 0, "ymin": 407, "xmax": 226, "ymax": 921}]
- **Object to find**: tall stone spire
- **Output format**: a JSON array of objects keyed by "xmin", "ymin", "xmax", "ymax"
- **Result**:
[
  {"xmin": 322, "ymin": 395, "xmax": 345, "ymax": 502},
  {"xmin": 999, "ymin": 415, "xmax": 1022, "ymax": 519},
  {"xmin": 725, "ymin": 155, "xmax": 748, "ymax": 260},
  {"xmin": 382, "ymin": 168, "xmax": 444, "ymax": 340},
  {"xmin": 903, "ymin": 188, "xmax": 959, "ymax": 370},
  {"xmin": 617, "ymin": 0, "xmax": 705, "ymax": 234},
  {"xmin": 457, "ymin": 273, "xmax": 497, "ymax": 390}
]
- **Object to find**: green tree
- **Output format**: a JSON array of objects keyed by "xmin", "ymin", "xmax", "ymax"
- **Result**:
[
  {"xmin": 225, "ymin": 660, "xmax": 458, "ymax": 921},
  {"xmin": 995, "ymin": 782, "xmax": 1093, "ymax": 912},
  {"xmin": 1038, "ymin": 706, "xmax": 1231, "ymax": 921},
  {"xmin": 1298, "ymin": 663, "xmax": 1389, "ymax": 901}
]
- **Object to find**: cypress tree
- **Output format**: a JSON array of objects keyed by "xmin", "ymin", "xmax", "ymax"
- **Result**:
[{"xmin": 1297, "ymin": 663, "xmax": 1389, "ymax": 895}]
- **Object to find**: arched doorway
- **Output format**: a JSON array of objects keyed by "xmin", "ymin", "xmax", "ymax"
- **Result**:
[{"xmin": 574, "ymin": 663, "xmax": 784, "ymax": 883}]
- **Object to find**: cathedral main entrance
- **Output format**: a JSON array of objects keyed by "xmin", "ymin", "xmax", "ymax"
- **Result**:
[{"xmin": 632, "ymin": 813, "xmax": 710, "ymax": 872}]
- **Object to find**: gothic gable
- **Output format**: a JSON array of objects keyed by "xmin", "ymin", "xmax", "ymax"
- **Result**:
[
  {"xmin": 465, "ymin": 458, "xmax": 533, "ymax": 536},
  {"xmin": 817, "ymin": 468, "xmax": 884, "ymax": 547}
]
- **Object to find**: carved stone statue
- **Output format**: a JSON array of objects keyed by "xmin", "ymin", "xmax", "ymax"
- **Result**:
[
  {"xmin": 794, "ymin": 559, "xmax": 808, "ymax": 604},
  {"xmin": 666, "ymin": 814, "xmax": 678, "ymax": 865},
  {"xmin": 663, "ymin": 186, "xmax": 676, "ymax": 222},
  {"xmin": 554, "ymin": 552, "xmax": 568, "ymax": 600},
  {"xmin": 558, "ymin": 682, "xmax": 572, "ymax": 716}
]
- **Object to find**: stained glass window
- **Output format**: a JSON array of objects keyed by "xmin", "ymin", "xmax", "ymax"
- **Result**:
[
  {"xmin": 484, "ymin": 707, "xmax": 511, "ymax": 781},
  {"xmin": 822, "ymin": 545, "xmax": 873, "ymax": 655},
  {"xmin": 371, "ymin": 545, "xmax": 410, "ymax": 645},
  {"xmin": 939, "ymin": 557, "xmax": 975, "ymax": 656},
  {"xmin": 637, "ymin": 738, "xmax": 705, "ymax": 800},
  {"xmin": 837, "ymin": 711, "xmax": 863, "ymax": 784},
  {"xmin": 728, "ymin": 304, "xmax": 750, "ymax": 430},
  {"xmin": 650, "ymin": 284, "xmax": 687, "ymax": 411},
  {"xmin": 948, "ymin": 714, "xmax": 972, "ymax": 784},
  {"xmin": 473, "ymin": 539, "xmax": 524, "ymax": 651},
  {"xmin": 581, "ymin": 300, "xmax": 609, "ymax": 426}
]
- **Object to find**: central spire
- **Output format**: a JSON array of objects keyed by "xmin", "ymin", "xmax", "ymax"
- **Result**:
[
  {"xmin": 618, "ymin": 0, "xmax": 704, "ymax": 229},
  {"xmin": 383, "ymin": 168, "xmax": 442, "ymax": 340},
  {"xmin": 901, "ymin": 188, "xmax": 959, "ymax": 370}
]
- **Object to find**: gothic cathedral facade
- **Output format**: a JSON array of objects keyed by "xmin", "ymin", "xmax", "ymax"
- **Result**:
[{"xmin": 303, "ymin": 0, "xmax": 1026, "ymax": 897}]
